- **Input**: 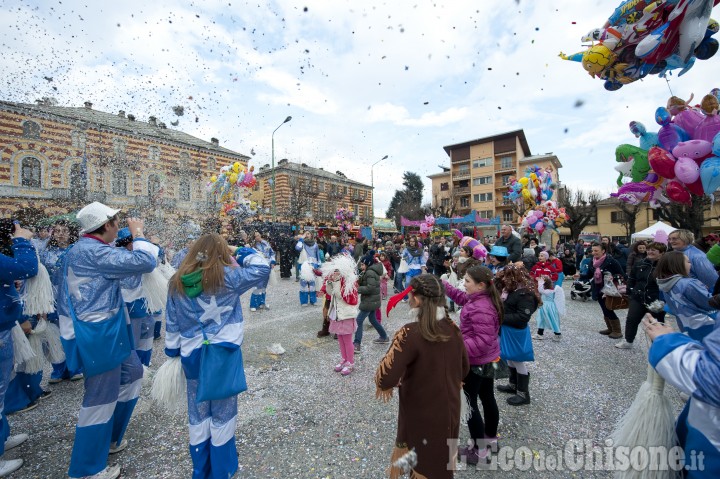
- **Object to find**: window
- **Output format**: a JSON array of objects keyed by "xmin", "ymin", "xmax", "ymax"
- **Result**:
[
  {"xmin": 478, "ymin": 210, "xmax": 494, "ymax": 219},
  {"xmin": 365, "ymin": 206, "xmax": 370, "ymax": 219},
  {"xmin": 71, "ymin": 130, "xmax": 87, "ymax": 150},
  {"xmin": 456, "ymin": 166, "xmax": 470, "ymax": 175},
  {"xmin": 441, "ymin": 198, "xmax": 450, "ymax": 209},
  {"xmin": 343, "ymin": 186, "xmax": 348, "ymax": 195},
  {"xmin": 70, "ymin": 163, "xmax": 87, "ymax": 200},
  {"xmin": 113, "ymin": 138, "xmax": 127, "ymax": 159},
  {"xmin": 21, "ymin": 157, "xmax": 41, "ymax": 187},
  {"xmin": 611, "ymin": 211, "xmax": 626, "ymax": 223},
  {"xmin": 148, "ymin": 146, "xmax": 161, "ymax": 162},
  {"xmin": 440, "ymin": 182, "xmax": 449, "ymax": 191},
  {"xmin": 473, "ymin": 192, "xmax": 493, "ymax": 202},
  {"xmin": 473, "ymin": 158, "xmax": 490, "ymax": 168},
  {"xmin": 318, "ymin": 181, "xmax": 325, "ymax": 192},
  {"xmin": 652, "ymin": 209, "xmax": 660, "ymax": 221},
  {"xmin": 460, "ymin": 197, "xmax": 469, "ymax": 208},
  {"xmin": 353, "ymin": 204, "xmax": 359, "ymax": 217},
  {"xmin": 111, "ymin": 169, "xmax": 127, "ymax": 195},
  {"xmin": 500, "ymin": 156, "xmax": 513, "ymax": 169},
  {"xmin": 472, "ymin": 176, "xmax": 492, "ymax": 186},
  {"xmin": 503, "ymin": 210, "xmax": 514, "ymax": 222},
  {"xmin": 148, "ymin": 174, "xmax": 161, "ymax": 198},
  {"xmin": 179, "ymin": 177, "xmax": 191, "ymax": 201},
  {"xmin": 179, "ymin": 152, "xmax": 191, "ymax": 169},
  {"xmin": 207, "ymin": 157, "xmax": 216, "ymax": 170},
  {"xmin": 318, "ymin": 201, "xmax": 325, "ymax": 216},
  {"xmin": 22, "ymin": 121, "xmax": 41, "ymax": 139},
  {"xmin": 501, "ymin": 174, "xmax": 512, "ymax": 186}
]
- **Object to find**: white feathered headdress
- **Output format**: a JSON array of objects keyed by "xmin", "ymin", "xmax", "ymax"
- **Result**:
[{"xmin": 320, "ymin": 253, "xmax": 358, "ymax": 298}]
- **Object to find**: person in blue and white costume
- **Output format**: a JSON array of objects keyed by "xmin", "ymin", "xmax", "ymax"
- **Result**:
[
  {"xmin": 38, "ymin": 219, "xmax": 83, "ymax": 383},
  {"xmin": 401, "ymin": 236, "xmax": 427, "ymax": 301},
  {"xmin": 295, "ymin": 230, "xmax": 322, "ymax": 306},
  {"xmin": 668, "ymin": 229, "xmax": 718, "ymax": 291},
  {"xmin": 249, "ymin": 230, "xmax": 275, "ymax": 311},
  {"xmin": 164, "ymin": 233, "xmax": 270, "ymax": 479},
  {"xmin": 58, "ymin": 202, "xmax": 158, "ymax": 479},
  {"xmin": 171, "ymin": 221, "xmax": 201, "ymax": 270},
  {"xmin": 0, "ymin": 219, "xmax": 38, "ymax": 477},
  {"xmin": 115, "ymin": 227, "xmax": 156, "ymax": 367},
  {"xmin": 656, "ymin": 251, "xmax": 716, "ymax": 342},
  {"xmin": 644, "ymin": 315, "xmax": 720, "ymax": 478}
]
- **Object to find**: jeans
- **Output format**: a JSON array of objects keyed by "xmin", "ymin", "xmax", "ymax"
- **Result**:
[
  {"xmin": 463, "ymin": 369, "xmax": 499, "ymax": 440},
  {"xmin": 625, "ymin": 298, "xmax": 665, "ymax": 343},
  {"xmin": 393, "ymin": 272, "xmax": 405, "ymax": 294},
  {"xmin": 353, "ymin": 309, "xmax": 387, "ymax": 345}
]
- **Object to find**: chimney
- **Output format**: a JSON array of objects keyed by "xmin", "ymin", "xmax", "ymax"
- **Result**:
[
  {"xmin": 118, "ymin": 110, "xmax": 126, "ymax": 118},
  {"xmin": 211, "ymin": 137, "xmax": 219, "ymax": 146},
  {"xmin": 148, "ymin": 116, "xmax": 157, "ymax": 126},
  {"xmin": 84, "ymin": 101, "xmax": 93, "ymax": 109},
  {"xmin": 158, "ymin": 122, "xmax": 167, "ymax": 129},
  {"xmin": 127, "ymin": 114, "xmax": 136, "ymax": 121}
]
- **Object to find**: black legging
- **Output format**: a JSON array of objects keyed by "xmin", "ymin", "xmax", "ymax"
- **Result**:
[
  {"xmin": 463, "ymin": 369, "xmax": 499, "ymax": 441},
  {"xmin": 597, "ymin": 294, "xmax": 619, "ymax": 321},
  {"xmin": 625, "ymin": 298, "xmax": 666, "ymax": 343}
]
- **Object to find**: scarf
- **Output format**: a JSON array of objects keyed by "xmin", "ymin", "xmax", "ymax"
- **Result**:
[
  {"xmin": 181, "ymin": 269, "xmax": 203, "ymax": 298},
  {"xmin": 303, "ymin": 238, "xmax": 316, "ymax": 247},
  {"xmin": 405, "ymin": 245, "xmax": 423, "ymax": 258},
  {"xmin": 592, "ymin": 254, "xmax": 606, "ymax": 284}
]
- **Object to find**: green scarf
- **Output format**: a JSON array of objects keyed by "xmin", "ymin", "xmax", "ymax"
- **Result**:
[{"xmin": 181, "ymin": 269, "xmax": 203, "ymax": 298}]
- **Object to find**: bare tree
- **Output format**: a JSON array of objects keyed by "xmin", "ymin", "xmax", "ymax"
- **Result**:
[
  {"xmin": 285, "ymin": 177, "xmax": 316, "ymax": 224},
  {"xmin": 431, "ymin": 185, "xmax": 459, "ymax": 218},
  {"xmin": 616, "ymin": 200, "xmax": 643, "ymax": 238},
  {"xmin": 557, "ymin": 187, "xmax": 601, "ymax": 240},
  {"xmin": 654, "ymin": 194, "xmax": 712, "ymax": 237}
]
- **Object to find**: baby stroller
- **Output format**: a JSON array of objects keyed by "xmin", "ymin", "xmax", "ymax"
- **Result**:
[{"xmin": 571, "ymin": 279, "xmax": 592, "ymax": 301}]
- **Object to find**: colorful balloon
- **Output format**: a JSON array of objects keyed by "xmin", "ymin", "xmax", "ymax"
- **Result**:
[
  {"xmin": 666, "ymin": 180, "xmax": 692, "ymax": 205},
  {"xmin": 674, "ymin": 157, "xmax": 701, "ymax": 184},
  {"xmin": 700, "ymin": 156, "xmax": 720, "ymax": 194},
  {"xmin": 694, "ymin": 94, "xmax": 720, "ymax": 142},
  {"xmin": 648, "ymin": 146, "xmax": 677, "ymax": 179}
]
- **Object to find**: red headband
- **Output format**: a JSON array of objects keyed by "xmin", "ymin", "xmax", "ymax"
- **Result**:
[{"xmin": 386, "ymin": 285, "xmax": 413, "ymax": 317}]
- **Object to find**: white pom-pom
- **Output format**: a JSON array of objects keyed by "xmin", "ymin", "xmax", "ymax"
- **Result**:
[
  {"xmin": 20, "ymin": 258, "xmax": 55, "ymax": 316},
  {"xmin": 151, "ymin": 357, "xmax": 187, "ymax": 415},
  {"xmin": 11, "ymin": 323, "xmax": 36, "ymax": 368},
  {"xmin": 300, "ymin": 262, "xmax": 315, "ymax": 283},
  {"xmin": 17, "ymin": 331, "xmax": 45, "ymax": 374},
  {"xmin": 142, "ymin": 267, "xmax": 169, "ymax": 313},
  {"xmin": 43, "ymin": 322, "xmax": 66, "ymax": 364},
  {"xmin": 459, "ymin": 389, "xmax": 472, "ymax": 425},
  {"xmin": 157, "ymin": 261, "xmax": 176, "ymax": 281}
]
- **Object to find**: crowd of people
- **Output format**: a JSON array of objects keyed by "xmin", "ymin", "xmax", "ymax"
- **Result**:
[{"xmin": 0, "ymin": 204, "xmax": 719, "ymax": 478}]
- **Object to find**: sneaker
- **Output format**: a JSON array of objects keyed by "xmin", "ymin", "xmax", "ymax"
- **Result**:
[
  {"xmin": 0, "ymin": 459, "xmax": 23, "ymax": 477},
  {"xmin": 334, "ymin": 361, "xmax": 348, "ymax": 372},
  {"xmin": 84, "ymin": 465, "xmax": 121, "ymax": 479},
  {"xmin": 38, "ymin": 390, "xmax": 52, "ymax": 400},
  {"xmin": 4, "ymin": 433, "xmax": 28, "ymax": 452},
  {"xmin": 109, "ymin": 439, "xmax": 128, "ymax": 454},
  {"xmin": 353, "ymin": 343, "xmax": 361, "ymax": 353},
  {"xmin": 532, "ymin": 334, "xmax": 544, "ymax": 340},
  {"xmin": 263, "ymin": 304, "xmax": 270, "ymax": 310},
  {"xmin": 372, "ymin": 337, "xmax": 390, "ymax": 344},
  {"xmin": 250, "ymin": 308, "xmax": 257, "ymax": 312},
  {"xmin": 340, "ymin": 364, "xmax": 354, "ymax": 376},
  {"xmin": 48, "ymin": 377, "xmax": 63, "ymax": 384},
  {"xmin": 615, "ymin": 340, "xmax": 633, "ymax": 349},
  {"xmin": 15, "ymin": 401, "xmax": 38, "ymax": 414},
  {"xmin": 552, "ymin": 335, "xmax": 562, "ymax": 342},
  {"xmin": 70, "ymin": 373, "xmax": 84, "ymax": 381}
]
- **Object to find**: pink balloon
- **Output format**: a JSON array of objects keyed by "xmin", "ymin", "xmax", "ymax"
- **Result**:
[
  {"xmin": 672, "ymin": 139, "xmax": 713, "ymax": 160},
  {"xmin": 674, "ymin": 157, "xmax": 700, "ymax": 184}
]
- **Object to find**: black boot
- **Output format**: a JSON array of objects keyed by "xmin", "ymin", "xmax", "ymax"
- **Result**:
[
  {"xmin": 317, "ymin": 317, "xmax": 330, "ymax": 337},
  {"xmin": 507, "ymin": 373, "xmax": 530, "ymax": 406},
  {"xmin": 496, "ymin": 367, "xmax": 517, "ymax": 394}
]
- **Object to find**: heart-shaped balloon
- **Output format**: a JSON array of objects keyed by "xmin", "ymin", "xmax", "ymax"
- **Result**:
[
  {"xmin": 686, "ymin": 177, "xmax": 704, "ymax": 196},
  {"xmin": 666, "ymin": 180, "xmax": 692, "ymax": 205},
  {"xmin": 648, "ymin": 146, "xmax": 676, "ymax": 179},
  {"xmin": 674, "ymin": 157, "xmax": 701, "ymax": 184},
  {"xmin": 701, "ymin": 156, "xmax": 720, "ymax": 195}
]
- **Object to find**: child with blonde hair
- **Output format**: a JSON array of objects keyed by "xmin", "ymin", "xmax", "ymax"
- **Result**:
[{"xmin": 320, "ymin": 254, "xmax": 359, "ymax": 375}]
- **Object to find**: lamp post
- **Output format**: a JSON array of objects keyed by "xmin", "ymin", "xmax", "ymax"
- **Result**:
[
  {"xmin": 271, "ymin": 116, "xmax": 292, "ymax": 223},
  {"xmin": 371, "ymin": 155, "xmax": 388, "ymax": 233}
]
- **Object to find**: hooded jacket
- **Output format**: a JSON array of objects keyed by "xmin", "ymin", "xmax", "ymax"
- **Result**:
[
  {"xmin": 656, "ymin": 275, "xmax": 716, "ymax": 341},
  {"xmin": 358, "ymin": 261, "xmax": 383, "ymax": 311},
  {"xmin": 0, "ymin": 238, "xmax": 39, "ymax": 331},
  {"xmin": 443, "ymin": 281, "xmax": 500, "ymax": 366},
  {"xmin": 676, "ymin": 244, "xmax": 718, "ymax": 291}
]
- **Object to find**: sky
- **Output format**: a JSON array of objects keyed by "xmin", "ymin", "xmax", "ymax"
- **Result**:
[{"xmin": 1, "ymin": 0, "xmax": 719, "ymax": 218}]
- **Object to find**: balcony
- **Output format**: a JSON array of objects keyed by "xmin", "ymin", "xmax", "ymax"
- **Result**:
[
  {"xmin": 87, "ymin": 191, "xmax": 106, "ymax": 202},
  {"xmin": 495, "ymin": 166, "xmax": 516, "ymax": 174},
  {"xmin": 496, "ymin": 199, "xmax": 515, "ymax": 208},
  {"xmin": 51, "ymin": 188, "xmax": 71, "ymax": 199},
  {"xmin": 453, "ymin": 170, "xmax": 470, "ymax": 180},
  {"xmin": 455, "ymin": 187, "xmax": 471, "ymax": 195}
]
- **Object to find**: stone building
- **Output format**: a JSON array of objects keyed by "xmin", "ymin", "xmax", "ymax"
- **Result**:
[{"xmin": 0, "ymin": 99, "xmax": 249, "ymax": 235}]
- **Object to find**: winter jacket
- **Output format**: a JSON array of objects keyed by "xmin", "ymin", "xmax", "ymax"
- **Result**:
[
  {"xmin": 358, "ymin": 262, "xmax": 383, "ymax": 311},
  {"xmin": 296, "ymin": 239, "xmax": 322, "ymax": 265},
  {"xmin": 429, "ymin": 242, "xmax": 446, "ymax": 267},
  {"xmin": 401, "ymin": 247, "xmax": 426, "ymax": 271},
  {"xmin": 676, "ymin": 244, "xmax": 718, "ymax": 291},
  {"xmin": 323, "ymin": 278, "xmax": 359, "ymax": 320},
  {"xmin": 325, "ymin": 241, "xmax": 342, "ymax": 259},
  {"xmin": 0, "ymin": 238, "xmax": 39, "ymax": 331},
  {"xmin": 627, "ymin": 257, "xmax": 660, "ymax": 304},
  {"xmin": 625, "ymin": 251, "xmax": 646, "ymax": 276},
  {"xmin": 494, "ymin": 234, "xmax": 522, "ymax": 262},
  {"xmin": 578, "ymin": 255, "xmax": 625, "ymax": 300},
  {"xmin": 561, "ymin": 257, "xmax": 576, "ymax": 276},
  {"xmin": 502, "ymin": 288, "xmax": 539, "ymax": 330},
  {"xmin": 443, "ymin": 282, "xmax": 500, "ymax": 366},
  {"xmin": 380, "ymin": 258, "xmax": 394, "ymax": 280},
  {"xmin": 612, "ymin": 244, "xmax": 629, "ymax": 272},
  {"xmin": 656, "ymin": 275, "xmax": 716, "ymax": 341}
]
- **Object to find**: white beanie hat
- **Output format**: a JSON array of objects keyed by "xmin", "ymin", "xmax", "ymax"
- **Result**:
[{"xmin": 76, "ymin": 202, "xmax": 120, "ymax": 234}]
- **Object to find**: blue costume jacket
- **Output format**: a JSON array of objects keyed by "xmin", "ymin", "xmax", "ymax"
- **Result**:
[
  {"xmin": 253, "ymin": 240, "xmax": 276, "ymax": 265},
  {"xmin": 295, "ymin": 240, "xmax": 321, "ymax": 266},
  {"xmin": 677, "ymin": 244, "xmax": 719, "ymax": 291},
  {"xmin": 0, "ymin": 238, "xmax": 38, "ymax": 331},
  {"xmin": 657, "ymin": 275, "xmax": 716, "ymax": 341}
]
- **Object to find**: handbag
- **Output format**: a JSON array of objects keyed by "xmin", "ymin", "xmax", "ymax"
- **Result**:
[
  {"xmin": 472, "ymin": 358, "xmax": 510, "ymax": 380},
  {"xmin": 64, "ymin": 261, "xmax": 132, "ymax": 377},
  {"xmin": 193, "ymin": 299, "xmax": 247, "ymax": 402},
  {"xmin": 605, "ymin": 295, "xmax": 629, "ymax": 310}
]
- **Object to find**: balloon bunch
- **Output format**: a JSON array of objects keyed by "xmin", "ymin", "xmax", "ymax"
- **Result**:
[
  {"xmin": 335, "ymin": 207, "xmax": 354, "ymax": 232},
  {"xmin": 505, "ymin": 165, "xmax": 556, "ymax": 209},
  {"xmin": 560, "ymin": 1, "xmax": 719, "ymax": 91},
  {"xmin": 452, "ymin": 229, "xmax": 487, "ymax": 259},
  {"xmin": 419, "ymin": 215, "xmax": 435, "ymax": 235},
  {"xmin": 613, "ymin": 90, "xmax": 720, "ymax": 206},
  {"xmin": 207, "ymin": 162, "xmax": 257, "ymax": 217},
  {"xmin": 520, "ymin": 201, "xmax": 569, "ymax": 236}
]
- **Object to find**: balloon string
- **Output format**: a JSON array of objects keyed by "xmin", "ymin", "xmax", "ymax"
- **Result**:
[{"xmin": 665, "ymin": 77, "xmax": 674, "ymax": 96}]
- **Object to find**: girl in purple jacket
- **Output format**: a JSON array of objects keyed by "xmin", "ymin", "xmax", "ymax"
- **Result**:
[{"xmin": 444, "ymin": 265, "xmax": 504, "ymax": 465}]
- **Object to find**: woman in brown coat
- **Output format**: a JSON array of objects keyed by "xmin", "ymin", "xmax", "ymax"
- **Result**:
[{"xmin": 376, "ymin": 274, "xmax": 469, "ymax": 478}]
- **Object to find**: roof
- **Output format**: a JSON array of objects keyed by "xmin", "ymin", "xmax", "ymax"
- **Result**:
[
  {"xmin": 597, "ymin": 197, "xmax": 621, "ymax": 206},
  {"xmin": 427, "ymin": 170, "xmax": 451, "ymax": 179},
  {"xmin": 519, "ymin": 153, "xmax": 563, "ymax": 168},
  {"xmin": 442, "ymin": 129, "xmax": 531, "ymax": 157},
  {"xmin": 0, "ymin": 100, "xmax": 249, "ymax": 160},
  {"xmin": 255, "ymin": 160, "xmax": 371, "ymax": 188}
]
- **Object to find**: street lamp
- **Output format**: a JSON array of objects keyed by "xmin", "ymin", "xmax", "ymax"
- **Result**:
[
  {"xmin": 271, "ymin": 115, "xmax": 292, "ymax": 223},
  {"xmin": 371, "ymin": 155, "xmax": 388, "ymax": 232}
]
